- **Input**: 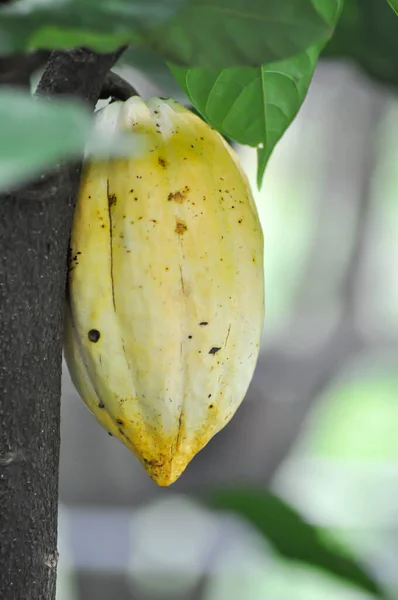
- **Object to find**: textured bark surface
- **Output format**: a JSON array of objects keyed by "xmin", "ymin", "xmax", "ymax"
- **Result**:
[{"xmin": 0, "ymin": 47, "xmax": 124, "ymax": 600}]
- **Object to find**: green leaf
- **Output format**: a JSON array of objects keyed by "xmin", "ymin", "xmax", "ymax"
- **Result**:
[
  {"xmin": 207, "ymin": 488, "xmax": 388, "ymax": 599},
  {"xmin": 386, "ymin": 0, "xmax": 398, "ymax": 15},
  {"xmin": 171, "ymin": 47, "xmax": 319, "ymax": 188},
  {"xmin": 0, "ymin": 88, "xmax": 92, "ymax": 191},
  {"xmin": 0, "ymin": 0, "xmax": 186, "ymax": 54},
  {"xmin": 1, "ymin": 0, "xmax": 335, "ymax": 69},
  {"xmin": 148, "ymin": 0, "xmax": 333, "ymax": 69},
  {"xmin": 0, "ymin": 90, "xmax": 151, "ymax": 191},
  {"xmin": 321, "ymin": 0, "xmax": 398, "ymax": 89},
  {"xmin": 170, "ymin": 0, "xmax": 342, "ymax": 186}
]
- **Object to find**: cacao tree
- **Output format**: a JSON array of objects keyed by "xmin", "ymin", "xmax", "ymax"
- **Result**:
[{"xmin": 0, "ymin": 1, "xmax": 396, "ymax": 599}]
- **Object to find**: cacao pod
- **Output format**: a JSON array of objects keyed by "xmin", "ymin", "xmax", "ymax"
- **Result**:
[{"xmin": 64, "ymin": 96, "xmax": 264, "ymax": 486}]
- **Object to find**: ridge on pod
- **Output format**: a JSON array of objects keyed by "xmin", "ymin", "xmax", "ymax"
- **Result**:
[{"xmin": 64, "ymin": 96, "xmax": 265, "ymax": 486}]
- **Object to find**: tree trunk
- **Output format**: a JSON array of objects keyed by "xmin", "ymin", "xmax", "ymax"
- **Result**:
[{"xmin": 0, "ymin": 47, "xmax": 124, "ymax": 600}]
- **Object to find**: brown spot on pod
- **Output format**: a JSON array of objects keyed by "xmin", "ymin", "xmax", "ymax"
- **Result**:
[
  {"xmin": 168, "ymin": 186, "xmax": 189, "ymax": 203},
  {"xmin": 175, "ymin": 219, "xmax": 187, "ymax": 235}
]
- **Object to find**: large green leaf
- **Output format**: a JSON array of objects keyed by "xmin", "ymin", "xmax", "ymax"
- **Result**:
[
  {"xmin": 147, "ymin": 0, "xmax": 333, "ymax": 69},
  {"xmin": 172, "ymin": 49, "xmax": 318, "ymax": 188},
  {"xmin": 207, "ymin": 488, "xmax": 388, "ymax": 599},
  {"xmin": 0, "ymin": 89, "xmax": 91, "ymax": 191},
  {"xmin": 386, "ymin": 0, "xmax": 398, "ymax": 15},
  {"xmin": 0, "ymin": 0, "xmax": 186, "ymax": 55},
  {"xmin": 321, "ymin": 0, "xmax": 398, "ymax": 88},
  {"xmin": 170, "ymin": 0, "xmax": 342, "ymax": 186},
  {"xmin": 1, "ymin": 0, "xmax": 334, "ymax": 69}
]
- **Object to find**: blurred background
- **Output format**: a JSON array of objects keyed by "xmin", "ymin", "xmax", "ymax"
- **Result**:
[{"xmin": 55, "ymin": 15, "xmax": 398, "ymax": 600}]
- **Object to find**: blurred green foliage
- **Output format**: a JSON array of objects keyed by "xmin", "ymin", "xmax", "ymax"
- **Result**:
[{"xmin": 322, "ymin": 0, "xmax": 398, "ymax": 89}]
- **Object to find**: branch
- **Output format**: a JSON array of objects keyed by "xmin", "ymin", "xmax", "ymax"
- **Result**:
[
  {"xmin": 0, "ymin": 46, "xmax": 126, "ymax": 600},
  {"xmin": 36, "ymin": 46, "xmax": 127, "ymax": 105},
  {"xmin": 0, "ymin": 50, "xmax": 51, "ymax": 88},
  {"xmin": 99, "ymin": 70, "xmax": 139, "ymax": 102}
]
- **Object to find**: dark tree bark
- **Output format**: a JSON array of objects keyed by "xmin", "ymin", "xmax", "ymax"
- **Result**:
[{"xmin": 0, "ymin": 47, "xmax": 125, "ymax": 600}]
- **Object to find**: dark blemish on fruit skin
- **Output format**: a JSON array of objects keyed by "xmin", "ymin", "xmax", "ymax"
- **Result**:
[
  {"xmin": 98, "ymin": 402, "xmax": 105, "ymax": 409},
  {"xmin": 175, "ymin": 219, "xmax": 187, "ymax": 235},
  {"xmin": 208, "ymin": 394, "xmax": 212, "ymax": 398},
  {"xmin": 116, "ymin": 419, "xmax": 124, "ymax": 426},
  {"xmin": 158, "ymin": 157, "xmax": 167, "ymax": 167},
  {"xmin": 199, "ymin": 321, "xmax": 208, "ymax": 326},
  {"xmin": 108, "ymin": 193, "xmax": 117, "ymax": 207},
  {"xmin": 209, "ymin": 347, "xmax": 221, "ymax": 355},
  {"xmin": 106, "ymin": 180, "xmax": 116, "ymax": 312},
  {"xmin": 188, "ymin": 335, "xmax": 192, "ymax": 339},
  {"xmin": 168, "ymin": 186, "xmax": 189, "ymax": 203},
  {"xmin": 88, "ymin": 329, "xmax": 100, "ymax": 343},
  {"xmin": 144, "ymin": 457, "xmax": 165, "ymax": 468},
  {"xmin": 209, "ymin": 404, "xmax": 214, "ymax": 409}
]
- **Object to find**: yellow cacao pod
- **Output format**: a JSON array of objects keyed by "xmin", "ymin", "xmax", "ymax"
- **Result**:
[{"xmin": 64, "ymin": 96, "xmax": 264, "ymax": 486}]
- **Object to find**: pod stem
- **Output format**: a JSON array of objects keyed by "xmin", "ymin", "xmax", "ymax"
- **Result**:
[{"xmin": 99, "ymin": 70, "xmax": 140, "ymax": 103}]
